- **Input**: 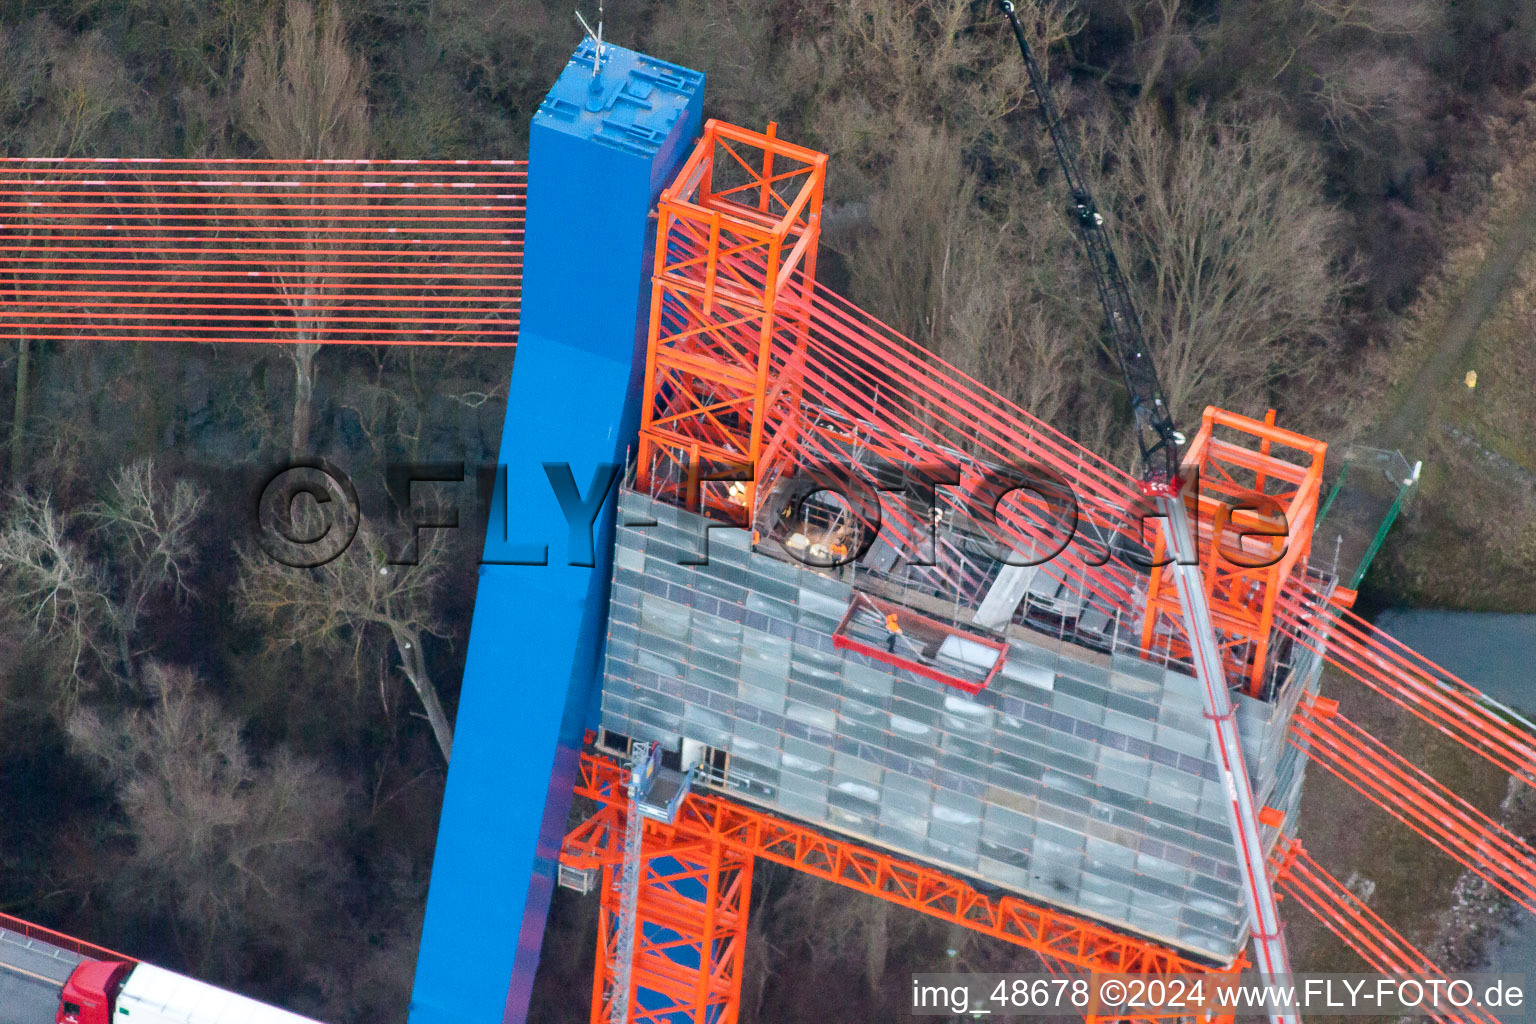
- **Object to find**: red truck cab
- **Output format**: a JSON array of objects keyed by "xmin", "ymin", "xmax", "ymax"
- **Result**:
[{"xmin": 58, "ymin": 960, "xmax": 134, "ymax": 1024}]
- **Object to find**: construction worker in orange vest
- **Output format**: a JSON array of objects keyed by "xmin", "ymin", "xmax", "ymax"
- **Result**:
[{"xmin": 884, "ymin": 612, "xmax": 902, "ymax": 653}]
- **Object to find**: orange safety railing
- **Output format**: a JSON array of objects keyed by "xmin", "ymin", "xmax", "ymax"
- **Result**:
[{"xmin": 0, "ymin": 910, "xmax": 136, "ymax": 964}]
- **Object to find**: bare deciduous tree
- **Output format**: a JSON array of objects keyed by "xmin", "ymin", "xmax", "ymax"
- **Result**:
[
  {"xmin": 1089, "ymin": 104, "xmax": 1346, "ymax": 422},
  {"xmin": 0, "ymin": 492, "xmax": 116, "ymax": 697},
  {"xmin": 0, "ymin": 460, "xmax": 205, "ymax": 700},
  {"xmin": 1, "ymin": 21, "xmax": 134, "ymax": 482},
  {"xmin": 234, "ymin": 515, "xmax": 456, "ymax": 763},
  {"xmin": 238, "ymin": 0, "xmax": 370, "ymax": 456},
  {"xmin": 1107, "ymin": 0, "xmax": 1190, "ymax": 105},
  {"xmin": 806, "ymin": 0, "xmax": 1079, "ymax": 179},
  {"xmin": 89, "ymin": 460, "xmax": 206, "ymax": 684},
  {"xmin": 238, "ymin": 0, "xmax": 369, "ymax": 161},
  {"xmin": 843, "ymin": 118, "xmax": 1109, "ymax": 447},
  {"xmin": 844, "ymin": 126, "xmax": 977, "ymax": 356},
  {"xmin": 67, "ymin": 662, "xmax": 347, "ymax": 974}
]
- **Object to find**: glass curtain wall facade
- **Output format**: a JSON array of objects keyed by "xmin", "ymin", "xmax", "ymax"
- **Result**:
[{"xmin": 598, "ymin": 487, "xmax": 1317, "ymax": 962}]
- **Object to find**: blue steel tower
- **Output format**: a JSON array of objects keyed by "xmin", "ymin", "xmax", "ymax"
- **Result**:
[{"xmin": 408, "ymin": 41, "xmax": 704, "ymax": 1024}]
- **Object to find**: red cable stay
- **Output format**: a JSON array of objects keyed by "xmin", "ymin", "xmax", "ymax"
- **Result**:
[
  {"xmin": 0, "ymin": 158, "xmax": 525, "ymax": 346},
  {"xmin": 645, "ymin": 235, "xmax": 1151, "ymax": 625},
  {"xmin": 1291, "ymin": 696, "xmax": 1536, "ymax": 914},
  {"xmin": 763, "ymin": 261, "xmax": 1536, "ymax": 800},
  {"xmin": 1270, "ymin": 837, "xmax": 1501, "ymax": 1024},
  {"xmin": 648, "ymin": 224, "xmax": 1536, "ymax": 789},
  {"xmin": 1277, "ymin": 586, "xmax": 1536, "ymax": 787}
]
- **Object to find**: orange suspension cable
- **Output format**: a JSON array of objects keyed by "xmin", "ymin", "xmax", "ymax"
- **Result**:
[
  {"xmin": 1277, "ymin": 586, "xmax": 1536, "ymax": 787},
  {"xmin": 1270, "ymin": 837, "xmax": 1500, "ymax": 1024},
  {"xmin": 1291, "ymin": 698, "xmax": 1536, "ymax": 913}
]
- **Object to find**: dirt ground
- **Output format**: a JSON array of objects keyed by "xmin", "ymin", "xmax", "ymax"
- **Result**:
[{"xmin": 1286, "ymin": 118, "xmax": 1536, "ymax": 981}]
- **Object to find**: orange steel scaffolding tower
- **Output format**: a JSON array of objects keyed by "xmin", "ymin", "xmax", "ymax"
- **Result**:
[
  {"xmin": 1139, "ymin": 409, "xmax": 1327, "ymax": 696},
  {"xmin": 573, "ymin": 801, "xmax": 753, "ymax": 1024},
  {"xmin": 635, "ymin": 121, "xmax": 825, "ymax": 521}
]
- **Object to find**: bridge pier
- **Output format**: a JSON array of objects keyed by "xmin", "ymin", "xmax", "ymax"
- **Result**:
[{"xmin": 408, "ymin": 40, "xmax": 703, "ymax": 1024}]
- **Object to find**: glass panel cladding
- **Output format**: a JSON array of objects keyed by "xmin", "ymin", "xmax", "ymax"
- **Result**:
[
  {"xmin": 1103, "ymin": 707, "xmax": 1156, "ymax": 741},
  {"xmin": 998, "ymin": 656, "xmax": 1056, "ymax": 692},
  {"xmin": 731, "ymin": 722, "xmax": 781, "ymax": 769},
  {"xmin": 597, "ymin": 486, "xmax": 1328, "ymax": 963}
]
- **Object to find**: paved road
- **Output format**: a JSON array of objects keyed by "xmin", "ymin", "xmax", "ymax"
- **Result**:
[{"xmin": 0, "ymin": 927, "xmax": 79, "ymax": 1024}]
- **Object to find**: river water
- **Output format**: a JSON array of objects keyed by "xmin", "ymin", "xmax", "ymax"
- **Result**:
[{"xmin": 1372, "ymin": 609, "xmax": 1536, "ymax": 972}]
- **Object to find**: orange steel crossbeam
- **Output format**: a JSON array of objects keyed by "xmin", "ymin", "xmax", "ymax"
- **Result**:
[
  {"xmin": 1291, "ymin": 696, "xmax": 1536, "ymax": 913},
  {"xmin": 1269, "ymin": 837, "xmax": 1500, "ymax": 1024},
  {"xmin": 0, "ymin": 158, "xmax": 524, "ymax": 345},
  {"xmin": 564, "ymin": 752, "xmax": 1241, "ymax": 1024},
  {"xmin": 565, "ymin": 752, "xmax": 1236, "ymax": 981}
]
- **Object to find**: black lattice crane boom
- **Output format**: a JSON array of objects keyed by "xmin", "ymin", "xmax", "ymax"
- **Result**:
[
  {"xmin": 995, "ymin": 5, "xmax": 1299, "ymax": 1019},
  {"xmin": 997, "ymin": 0, "xmax": 1183, "ymax": 494}
]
